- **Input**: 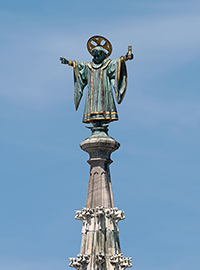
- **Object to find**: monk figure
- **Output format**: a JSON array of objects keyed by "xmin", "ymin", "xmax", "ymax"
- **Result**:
[{"xmin": 60, "ymin": 36, "xmax": 133, "ymax": 126}]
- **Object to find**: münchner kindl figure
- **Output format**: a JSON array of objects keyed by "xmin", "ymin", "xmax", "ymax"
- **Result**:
[{"xmin": 60, "ymin": 36, "xmax": 133, "ymax": 125}]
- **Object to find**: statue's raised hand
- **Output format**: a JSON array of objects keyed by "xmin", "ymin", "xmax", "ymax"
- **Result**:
[
  {"xmin": 124, "ymin": 46, "xmax": 133, "ymax": 61},
  {"xmin": 60, "ymin": 57, "xmax": 68, "ymax": 65},
  {"xmin": 125, "ymin": 52, "xmax": 134, "ymax": 60}
]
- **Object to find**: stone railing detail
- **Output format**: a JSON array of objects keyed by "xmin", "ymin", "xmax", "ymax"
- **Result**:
[
  {"xmin": 69, "ymin": 254, "xmax": 90, "ymax": 270},
  {"xmin": 110, "ymin": 253, "xmax": 132, "ymax": 270},
  {"xmin": 105, "ymin": 207, "xmax": 125, "ymax": 222},
  {"xmin": 95, "ymin": 252, "xmax": 105, "ymax": 270},
  {"xmin": 75, "ymin": 208, "xmax": 95, "ymax": 221},
  {"xmin": 96, "ymin": 206, "xmax": 105, "ymax": 217},
  {"xmin": 95, "ymin": 252, "xmax": 105, "ymax": 264},
  {"xmin": 75, "ymin": 207, "xmax": 124, "ymax": 222},
  {"xmin": 75, "ymin": 206, "xmax": 125, "ymax": 233}
]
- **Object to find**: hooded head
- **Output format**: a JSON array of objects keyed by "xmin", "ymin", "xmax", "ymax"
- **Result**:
[{"xmin": 91, "ymin": 46, "xmax": 107, "ymax": 64}]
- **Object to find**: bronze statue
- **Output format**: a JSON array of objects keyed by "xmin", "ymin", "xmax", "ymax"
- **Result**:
[{"xmin": 60, "ymin": 36, "xmax": 133, "ymax": 127}]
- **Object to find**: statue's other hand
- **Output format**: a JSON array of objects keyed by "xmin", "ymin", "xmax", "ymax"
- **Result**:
[
  {"xmin": 125, "ymin": 53, "xmax": 134, "ymax": 61},
  {"xmin": 60, "ymin": 57, "xmax": 68, "ymax": 64}
]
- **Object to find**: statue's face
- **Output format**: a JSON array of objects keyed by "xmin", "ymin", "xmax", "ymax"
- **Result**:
[{"xmin": 92, "ymin": 49, "xmax": 106, "ymax": 64}]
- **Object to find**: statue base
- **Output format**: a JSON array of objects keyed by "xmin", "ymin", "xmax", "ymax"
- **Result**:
[
  {"xmin": 86, "ymin": 125, "xmax": 109, "ymax": 138},
  {"xmin": 86, "ymin": 121, "xmax": 112, "ymax": 139}
]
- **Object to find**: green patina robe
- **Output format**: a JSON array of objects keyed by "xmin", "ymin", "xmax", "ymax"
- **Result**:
[{"xmin": 73, "ymin": 57, "xmax": 127, "ymax": 123}]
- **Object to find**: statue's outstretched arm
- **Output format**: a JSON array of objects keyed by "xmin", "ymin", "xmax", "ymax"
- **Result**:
[{"xmin": 59, "ymin": 57, "xmax": 74, "ymax": 66}]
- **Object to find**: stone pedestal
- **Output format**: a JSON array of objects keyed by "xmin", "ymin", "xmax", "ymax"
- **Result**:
[
  {"xmin": 69, "ymin": 137, "xmax": 132, "ymax": 270},
  {"xmin": 80, "ymin": 137, "xmax": 119, "ymax": 209}
]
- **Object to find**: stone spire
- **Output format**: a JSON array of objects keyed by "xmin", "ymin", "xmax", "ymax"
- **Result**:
[{"xmin": 69, "ymin": 135, "xmax": 132, "ymax": 270}]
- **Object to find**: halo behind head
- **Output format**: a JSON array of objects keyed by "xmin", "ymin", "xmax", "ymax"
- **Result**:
[{"xmin": 87, "ymin": 35, "xmax": 112, "ymax": 58}]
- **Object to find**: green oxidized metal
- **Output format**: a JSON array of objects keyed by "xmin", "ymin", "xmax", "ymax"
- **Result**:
[{"xmin": 60, "ymin": 35, "xmax": 133, "ymax": 134}]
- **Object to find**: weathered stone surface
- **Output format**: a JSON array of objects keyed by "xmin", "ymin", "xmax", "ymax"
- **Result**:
[
  {"xmin": 80, "ymin": 137, "xmax": 120, "ymax": 208},
  {"xmin": 75, "ymin": 207, "xmax": 125, "ymax": 234},
  {"xmin": 69, "ymin": 254, "xmax": 90, "ymax": 270},
  {"xmin": 110, "ymin": 253, "xmax": 132, "ymax": 269},
  {"xmin": 69, "ymin": 137, "xmax": 132, "ymax": 270}
]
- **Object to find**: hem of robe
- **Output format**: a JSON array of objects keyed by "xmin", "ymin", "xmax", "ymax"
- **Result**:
[{"xmin": 82, "ymin": 112, "xmax": 118, "ymax": 123}]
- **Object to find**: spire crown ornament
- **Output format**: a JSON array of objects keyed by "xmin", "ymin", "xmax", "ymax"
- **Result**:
[{"xmin": 59, "ymin": 36, "xmax": 133, "ymax": 270}]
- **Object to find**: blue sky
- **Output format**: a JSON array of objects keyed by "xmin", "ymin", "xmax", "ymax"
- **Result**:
[{"xmin": 0, "ymin": 0, "xmax": 200, "ymax": 269}]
